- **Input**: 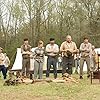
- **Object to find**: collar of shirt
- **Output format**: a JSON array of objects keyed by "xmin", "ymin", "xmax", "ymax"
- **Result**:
[{"xmin": 65, "ymin": 41, "xmax": 73, "ymax": 48}]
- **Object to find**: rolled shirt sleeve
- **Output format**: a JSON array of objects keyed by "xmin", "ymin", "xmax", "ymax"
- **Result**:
[
  {"xmin": 53, "ymin": 44, "xmax": 59, "ymax": 53},
  {"xmin": 60, "ymin": 42, "xmax": 65, "ymax": 52}
]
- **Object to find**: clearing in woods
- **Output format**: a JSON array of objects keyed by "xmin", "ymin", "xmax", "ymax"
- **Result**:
[{"xmin": 0, "ymin": 74, "xmax": 100, "ymax": 100}]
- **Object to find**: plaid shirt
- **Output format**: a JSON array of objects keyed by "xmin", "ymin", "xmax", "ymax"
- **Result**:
[
  {"xmin": 0, "ymin": 53, "xmax": 5, "ymax": 65},
  {"xmin": 33, "ymin": 47, "xmax": 45, "ymax": 62},
  {"xmin": 21, "ymin": 44, "xmax": 31, "ymax": 58},
  {"xmin": 80, "ymin": 42, "xmax": 92, "ymax": 57}
]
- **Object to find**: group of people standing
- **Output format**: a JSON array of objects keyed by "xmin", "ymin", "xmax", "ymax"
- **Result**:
[{"xmin": 21, "ymin": 35, "xmax": 96, "ymax": 80}]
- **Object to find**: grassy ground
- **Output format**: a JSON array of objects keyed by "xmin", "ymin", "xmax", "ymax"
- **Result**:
[{"xmin": 0, "ymin": 74, "xmax": 100, "ymax": 100}]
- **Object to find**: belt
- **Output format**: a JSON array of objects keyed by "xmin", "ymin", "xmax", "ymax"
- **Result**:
[
  {"xmin": 63, "ymin": 55, "xmax": 74, "ymax": 58},
  {"xmin": 48, "ymin": 55, "xmax": 57, "ymax": 58}
]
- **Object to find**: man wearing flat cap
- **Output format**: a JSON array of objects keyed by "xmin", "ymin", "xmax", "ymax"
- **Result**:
[
  {"xmin": 21, "ymin": 38, "xmax": 31, "ymax": 78},
  {"xmin": 46, "ymin": 38, "xmax": 59, "ymax": 79}
]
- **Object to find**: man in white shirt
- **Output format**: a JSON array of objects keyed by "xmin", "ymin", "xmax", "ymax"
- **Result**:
[
  {"xmin": 4, "ymin": 53, "xmax": 10, "ymax": 73},
  {"xmin": 0, "ymin": 47, "xmax": 7, "ymax": 79},
  {"xmin": 46, "ymin": 38, "xmax": 59, "ymax": 79}
]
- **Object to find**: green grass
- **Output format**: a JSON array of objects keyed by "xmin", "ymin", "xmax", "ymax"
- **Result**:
[{"xmin": 0, "ymin": 74, "xmax": 100, "ymax": 100}]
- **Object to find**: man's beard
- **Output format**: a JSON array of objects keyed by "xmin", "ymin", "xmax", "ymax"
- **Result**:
[{"xmin": 67, "ymin": 41, "xmax": 71, "ymax": 43}]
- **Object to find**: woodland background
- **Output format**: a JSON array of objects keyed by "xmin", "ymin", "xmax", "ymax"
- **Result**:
[{"xmin": 0, "ymin": 0, "xmax": 100, "ymax": 65}]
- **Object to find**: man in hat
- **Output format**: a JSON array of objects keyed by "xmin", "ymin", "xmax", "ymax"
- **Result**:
[
  {"xmin": 46, "ymin": 38, "xmax": 59, "ymax": 79},
  {"xmin": 79, "ymin": 37, "xmax": 92, "ymax": 79},
  {"xmin": 0, "ymin": 47, "xmax": 7, "ymax": 79},
  {"xmin": 21, "ymin": 38, "xmax": 31, "ymax": 78},
  {"xmin": 60, "ymin": 35, "xmax": 78, "ymax": 75}
]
